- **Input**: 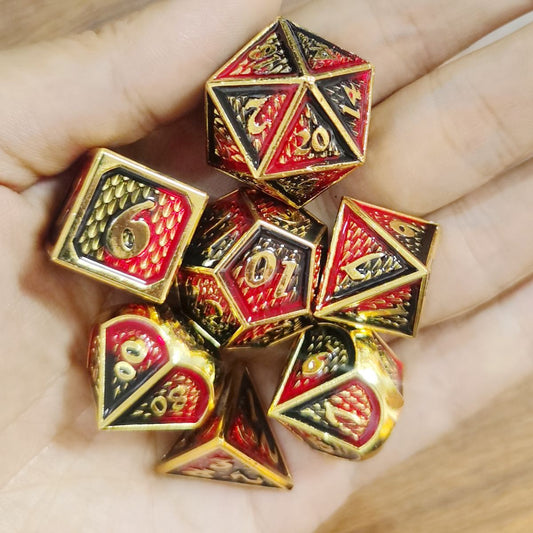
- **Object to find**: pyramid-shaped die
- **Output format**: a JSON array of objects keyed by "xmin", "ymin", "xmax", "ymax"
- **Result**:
[
  {"xmin": 157, "ymin": 366, "xmax": 292, "ymax": 489},
  {"xmin": 87, "ymin": 304, "xmax": 219, "ymax": 430},
  {"xmin": 315, "ymin": 198, "xmax": 439, "ymax": 337},
  {"xmin": 206, "ymin": 18, "xmax": 374, "ymax": 207},
  {"xmin": 178, "ymin": 188, "xmax": 327, "ymax": 348},
  {"xmin": 269, "ymin": 324, "xmax": 403, "ymax": 460}
]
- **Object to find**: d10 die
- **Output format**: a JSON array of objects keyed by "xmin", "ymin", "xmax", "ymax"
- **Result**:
[
  {"xmin": 269, "ymin": 324, "xmax": 403, "ymax": 460},
  {"xmin": 49, "ymin": 148, "xmax": 208, "ymax": 302},
  {"xmin": 87, "ymin": 304, "xmax": 218, "ymax": 430},
  {"xmin": 157, "ymin": 365, "xmax": 292, "ymax": 489},
  {"xmin": 178, "ymin": 187, "xmax": 327, "ymax": 348},
  {"xmin": 315, "ymin": 198, "xmax": 439, "ymax": 337},
  {"xmin": 206, "ymin": 17, "xmax": 374, "ymax": 207}
]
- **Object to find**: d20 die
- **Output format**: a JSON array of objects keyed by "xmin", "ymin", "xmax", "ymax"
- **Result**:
[
  {"xmin": 269, "ymin": 323, "xmax": 403, "ymax": 460},
  {"xmin": 157, "ymin": 365, "xmax": 292, "ymax": 489},
  {"xmin": 49, "ymin": 148, "xmax": 208, "ymax": 302},
  {"xmin": 315, "ymin": 198, "xmax": 439, "ymax": 337},
  {"xmin": 87, "ymin": 304, "xmax": 218, "ymax": 430},
  {"xmin": 178, "ymin": 187, "xmax": 327, "ymax": 348},
  {"xmin": 206, "ymin": 17, "xmax": 374, "ymax": 207}
]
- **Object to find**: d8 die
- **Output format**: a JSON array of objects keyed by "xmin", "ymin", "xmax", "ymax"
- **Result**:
[
  {"xmin": 157, "ymin": 365, "xmax": 292, "ymax": 489},
  {"xmin": 269, "ymin": 324, "xmax": 403, "ymax": 460},
  {"xmin": 87, "ymin": 304, "xmax": 218, "ymax": 430},
  {"xmin": 315, "ymin": 198, "xmax": 439, "ymax": 336},
  {"xmin": 206, "ymin": 17, "xmax": 374, "ymax": 207},
  {"xmin": 49, "ymin": 148, "xmax": 208, "ymax": 302},
  {"xmin": 178, "ymin": 188, "xmax": 327, "ymax": 348}
]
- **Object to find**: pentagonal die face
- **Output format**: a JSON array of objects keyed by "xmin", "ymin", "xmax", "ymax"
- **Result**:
[
  {"xmin": 315, "ymin": 198, "xmax": 438, "ymax": 337},
  {"xmin": 206, "ymin": 18, "xmax": 374, "ymax": 207},
  {"xmin": 178, "ymin": 188, "xmax": 326, "ymax": 348},
  {"xmin": 269, "ymin": 324, "xmax": 403, "ymax": 460},
  {"xmin": 49, "ymin": 149, "xmax": 208, "ymax": 302},
  {"xmin": 87, "ymin": 305, "xmax": 217, "ymax": 430}
]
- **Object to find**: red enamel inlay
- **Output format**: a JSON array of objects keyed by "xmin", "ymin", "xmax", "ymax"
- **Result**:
[
  {"xmin": 214, "ymin": 27, "xmax": 296, "ymax": 80},
  {"xmin": 102, "ymin": 190, "xmax": 191, "ymax": 284},
  {"xmin": 147, "ymin": 367, "xmax": 210, "ymax": 424},
  {"xmin": 265, "ymin": 93, "xmax": 346, "ymax": 175},
  {"xmin": 317, "ymin": 203, "xmax": 401, "ymax": 308},
  {"xmin": 106, "ymin": 317, "xmax": 170, "ymax": 376}
]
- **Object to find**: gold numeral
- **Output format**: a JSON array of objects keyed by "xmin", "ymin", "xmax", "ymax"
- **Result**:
[
  {"xmin": 390, "ymin": 219, "xmax": 418, "ymax": 238},
  {"xmin": 274, "ymin": 260, "xmax": 298, "ymax": 298},
  {"xmin": 114, "ymin": 360, "xmax": 136, "ymax": 382},
  {"xmin": 244, "ymin": 97, "xmax": 268, "ymax": 135},
  {"xmin": 120, "ymin": 339, "xmax": 148, "ymax": 364},
  {"xmin": 244, "ymin": 251, "xmax": 298, "ymax": 297},
  {"xmin": 340, "ymin": 83, "xmax": 361, "ymax": 120},
  {"xmin": 151, "ymin": 395, "xmax": 168, "ymax": 417},
  {"xmin": 295, "ymin": 125, "xmax": 331, "ymax": 156},
  {"xmin": 342, "ymin": 252, "xmax": 385, "ymax": 281},
  {"xmin": 105, "ymin": 199, "xmax": 155, "ymax": 259}
]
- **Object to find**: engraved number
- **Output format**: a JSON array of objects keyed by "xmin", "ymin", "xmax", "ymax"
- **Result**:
[
  {"xmin": 342, "ymin": 252, "xmax": 385, "ymax": 281},
  {"xmin": 390, "ymin": 219, "xmax": 418, "ymax": 238},
  {"xmin": 105, "ymin": 200, "xmax": 155, "ymax": 259},
  {"xmin": 340, "ymin": 84, "xmax": 361, "ymax": 120},
  {"xmin": 114, "ymin": 338, "xmax": 148, "ymax": 382},
  {"xmin": 151, "ymin": 384, "xmax": 189, "ymax": 417},
  {"xmin": 244, "ymin": 251, "xmax": 298, "ymax": 297},
  {"xmin": 244, "ymin": 97, "xmax": 268, "ymax": 135},
  {"xmin": 295, "ymin": 125, "xmax": 331, "ymax": 156}
]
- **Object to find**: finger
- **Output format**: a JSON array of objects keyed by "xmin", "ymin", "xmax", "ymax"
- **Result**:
[
  {"xmin": 0, "ymin": 0, "xmax": 281, "ymax": 190},
  {"xmin": 337, "ymin": 22, "xmax": 533, "ymax": 214},
  {"xmin": 286, "ymin": 0, "xmax": 532, "ymax": 102},
  {"xmin": 421, "ymin": 159, "xmax": 532, "ymax": 327}
]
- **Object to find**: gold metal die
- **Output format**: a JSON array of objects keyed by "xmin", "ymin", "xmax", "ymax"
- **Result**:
[
  {"xmin": 49, "ymin": 148, "xmax": 208, "ymax": 302},
  {"xmin": 314, "ymin": 197, "xmax": 439, "ymax": 337},
  {"xmin": 206, "ymin": 18, "xmax": 374, "ymax": 207},
  {"xmin": 87, "ymin": 304, "xmax": 219, "ymax": 431},
  {"xmin": 269, "ymin": 324, "xmax": 404, "ymax": 460},
  {"xmin": 157, "ymin": 365, "xmax": 293, "ymax": 489}
]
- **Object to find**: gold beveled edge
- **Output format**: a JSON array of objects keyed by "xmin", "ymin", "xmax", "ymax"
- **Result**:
[
  {"xmin": 353, "ymin": 198, "xmax": 441, "ymax": 268},
  {"xmin": 50, "ymin": 148, "xmax": 209, "ymax": 303},
  {"xmin": 98, "ymin": 313, "xmax": 217, "ymax": 431},
  {"xmin": 270, "ymin": 335, "xmax": 404, "ymax": 459},
  {"xmin": 310, "ymin": 65, "xmax": 375, "ymax": 161},
  {"xmin": 278, "ymin": 17, "xmax": 309, "ymax": 76},
  {"xmin": 156, "ymin": 437, "xmax": 221, "ymax": 474},
  {"xmin": 315, "ymin": 197, "xmax": 428, "ymax": 315}
]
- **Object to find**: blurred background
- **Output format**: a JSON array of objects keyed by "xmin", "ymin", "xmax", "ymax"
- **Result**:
[{"xmin": 0, "ymin": 1, "xmax": 531, "ymax": 532}]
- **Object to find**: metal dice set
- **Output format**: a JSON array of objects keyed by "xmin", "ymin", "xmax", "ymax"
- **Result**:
[{"xmin": 49, "ymin": 18, "xmax": 438, "ymax": 489}]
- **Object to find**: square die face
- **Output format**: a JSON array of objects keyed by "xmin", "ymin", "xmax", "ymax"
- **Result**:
[{"xmin": 50, "ymin": 150, "xmax": 207, "ymax": 302}]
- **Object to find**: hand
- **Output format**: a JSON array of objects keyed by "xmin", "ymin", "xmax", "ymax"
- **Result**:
[{"xmin": 0, "ymin": 1, "xmax": 531, "ymax": 531}]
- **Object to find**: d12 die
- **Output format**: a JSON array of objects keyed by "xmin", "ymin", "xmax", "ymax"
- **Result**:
[
  {"xmin": 87, "ymin": 304, "xmax": 218, "ymax": 430},
  {"xmin": 178, "ymin": 187, "xmax": 327, "ymax": 348},
  {"xmin": 269, "ymin": 324, "xmax": 403, "ymax": 460},
  {"xmin": 206, "ymin": 17, "xmax": 374, "ymax": 207},
  {"xmin": 315, "ymin": 198, "xmax": 439, "ymax": 337},
  {"xmin": 157, "ymin": 365, "xmax": 292, "ymax": 489},
  {"xmin": 49, "ymin": 148, "xmax": 208, "ymax": 302}
]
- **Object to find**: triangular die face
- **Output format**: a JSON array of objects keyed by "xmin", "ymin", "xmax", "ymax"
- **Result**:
[
  {"xmin": 317, "ymin": 69, "xmax": 372, "ymax": 155},
  {"xmin": 102, "ymin": 316, "xmax": 170, "ymax": 421},
  {"xmin": 355, "ymin": 202, "xmax": 438, "ymax": 265},
  {"xmin": 108, "ymin": 366, "xmax": 212, "ymax": 428},
  {"xmin": 276, "ymin": 324, "xmax": 355, "ymax": 405},
  {"xmin": 265, "ymin": 90, "xmax": 356, "ymax": 175},
  {"xmin": 207, "ymin": 96, "xmax": 250, "ymax": 175},
  {"xmin": 285, "ymin": 20, "xmax": 367, "ymax": 73},
  {"xmin": 269, "ymin": 168, "xmax": 350, "ymax": 207},
  {"xmin": 212, "ymin": 84, "xmax": 298, "ymax": 169},
  {"xmin": 225, "ymin": 370, "xmax": 290, "ymax": 478},
  {"xmin": 214, "ymin": 22, "xmax": 299, "ymax": 80},
  {"xmin": 319, "ymin": 203, "xmax": 417, "ymax": 309},
  {"xmin": 167, "ymin": 446, "xmax": 281, "ymax": 488},
  {"xmin": 333, "ymin": 280, "xmax": 423, "ymax": 337},
  {"xmin": 283, "ymin": 377, "xmax": 381, "ymax": 448}
]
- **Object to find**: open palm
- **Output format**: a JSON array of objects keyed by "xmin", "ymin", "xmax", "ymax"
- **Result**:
[{"xmin": 0, "ymin": 1, "xmax": 531, "ymax": 531}]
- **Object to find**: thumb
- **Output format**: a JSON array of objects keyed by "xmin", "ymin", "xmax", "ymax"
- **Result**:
[{"xmin": 0, "ymin": 0, "xmax": 281, "ymax": 190}]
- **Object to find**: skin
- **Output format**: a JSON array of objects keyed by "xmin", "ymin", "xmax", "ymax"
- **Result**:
[{"xmin": 0, "ymin": 0, "xmax": 532, "ymax": 531}]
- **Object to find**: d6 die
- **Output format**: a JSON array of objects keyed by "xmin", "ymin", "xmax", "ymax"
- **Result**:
[
  {"xmin": 269, "ymin": 323, "xmax": 403, "ymax": 460},
  {"xmin": 49, "ymin": 148, "xmax": 208, "ymax": 302},
  {"xmin": 177, "ymin": 188, "xmax": 327, "ymax": 348},
  {"xmin": 87, "ymin": 304, "xmax": 218, "ymax": 430},
  {"xmin": 315, "ymin": 197, "xmax": 439, "ymax": 336},
  {"xmin": 206, "ymin": 18, "xmax": 374, "ymax": 207}
]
